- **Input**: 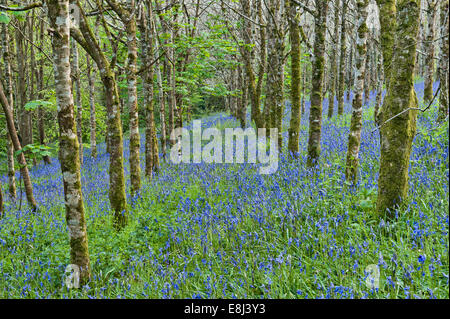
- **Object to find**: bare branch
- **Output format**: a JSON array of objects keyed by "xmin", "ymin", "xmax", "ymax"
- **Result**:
[{"xmin": 0, "ymin": 2, "xmax": 42, "ymax": 11}]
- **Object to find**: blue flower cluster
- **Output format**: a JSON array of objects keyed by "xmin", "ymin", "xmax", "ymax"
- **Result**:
[{"xmin": 0, "ymin": 82, "xmax": 447, "ymax": 299}]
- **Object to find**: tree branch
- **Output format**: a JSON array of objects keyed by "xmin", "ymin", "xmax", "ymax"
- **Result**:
[{"xmin": 0, "ymin": 2, "xmax": 42, "ymax": 11}]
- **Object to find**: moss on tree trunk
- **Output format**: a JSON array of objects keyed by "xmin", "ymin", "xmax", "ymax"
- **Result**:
[
  {"xmin": 376, "ymin": 0, "xmax": 421, "ymax": 216},
  {"xmin": 307, "ymin": 0, "xmax": 329, "ymax": 167},
  {"xmin": 87, "ymin": 55, "xmax": 97, "ymax": 159},
  {"xmin": 265, "ymin": 0, "xmax": 285, "ymax": 148},
  {"xmin": 125, "ymin": 5, "xmax": 142, "ymax": 195},
  {"xmin": 287, "ymin": 0, "xmax": 302, "ymax": 156},
  {"xmin": 345, "ymin": 0, "xmax": 369, "ymax": 184},
  {"xmin": 1, "ymin": 19, "xmax": 17, "ymax": 199},
  {"xmin": 46, "ymin": 0, "xmax": 91, "ymax": 284}
]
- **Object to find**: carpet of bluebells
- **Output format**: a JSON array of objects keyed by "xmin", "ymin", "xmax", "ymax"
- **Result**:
[{"xmin": 0, "ymin": 82, "xmax": 448, "ymax": 299}]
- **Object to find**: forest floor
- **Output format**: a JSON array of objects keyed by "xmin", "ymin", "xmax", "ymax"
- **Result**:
[{"xmin": 0, "ymin": 82, "xmax": 448, "ymax": 298}]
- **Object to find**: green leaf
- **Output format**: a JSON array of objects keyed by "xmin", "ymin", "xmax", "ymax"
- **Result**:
[
  {"xmin": 0, "ymin": 12, "xmax": 10, "ymax": 24},
  {"xmin": 358, "ymin": 199, "xmax": 373, "ymax": 210},
  {"xmin": 11, "ymin": 10, "xmax": 26, "ymax": 22}
]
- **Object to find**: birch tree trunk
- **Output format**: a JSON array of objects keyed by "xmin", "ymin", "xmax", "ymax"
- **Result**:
[
  {"xmin": 239, "ymin": 0, "xmax": 264, "ymax": 129},
  {"xmin": 1, "ymin": 13, "xmax": 17, "ymax": 199},
  {"xmin": 139, "ymin": 0, "xmax": 160, "ymax": 178},
  {"xmin": 104, "ymin": 0, "xmax": 142, "ymax": 194},
  {"xmin": 0, "ymin": 180, "xmax": 3, "ymax": 217},
  {"xmin": 307, "ymin": 0, "xmax": 329, "ymax": 167},
  {"xmin": 376, "ymin": 0, "xmax": 396, "ymax": 83},
  {"xmin": 0, "ymin": 82, "xmax": 37, "ymax": 211},
  {"xmin": 86, "ymin": 55, "xmax": 97, "ymax": 158},
  {"xmin": 328, "ymin": 0, "xmax": 340, "ymax": 119},
  {"xmin": 345, "ymin": 0, "xmax": 369, "ymax": 184},
  {"xmin": 301, "ymin": 65, "xmax": 306, "ymax": 115},
  {"xmin": 437, "ymin": 0, "xmax": 449, "ymax": 121},
  {"xmin": 287, "ymin": 0, "xmax": 302, "ymax": 156},
  {"xmin": 363, "ymin": 37, "xmax": 371, "ymax": 104},
  {"xmin": 150, "ymin": 11, "xmax": 167, "ymax": 161},
  {"xmin": 28, "ymin": 14, "xmax": 37, "ymax": 167},
  {"xmin": 256, "ymin": 0, "xmax": 266, "ymax": 113},
  {"xmin": 71, "ymin": 38, "xmax": 83, "ymax": 166},
  {"xmin": 156, "ymin": 0, "xmax": 175, "ymax": 143},
  {"xmin": 71, "ymin": 0, "xmax": 128, "ymax": 229},
  {"xmin": 374, "ymin": 38, "xmax": 384, "ymax": 123},
  {"xmin": 46, "ymin": 0, "xmax": 91, "ymax": 283},
  {"xmin": 375, "ymin": 0, "xmax": 397, "ymax": 126},
  {"xmin": 238, "ymin": 64, "xmax": 247, "ymax": 128},
  {"xmin": 337, "ymin": 0, "xmax": 348, "ymax": 116},
  {"xmin": 347, "ymin": 42, "xmax": 355, "ymax": 102},
  {"xmin": 265, "ymin": 0, "xmax": 285, "ymax": 148},
  {"xmin": 376, "ymin": 0, "xmax": 421, "ymax": 215},
  {"xmin": 16, "ymin": 25, "xmax": 33, "ymax": 150},
  {"xmin": 37, "ymin": 17, "xmax": 52, "ymax": 165},
  {"xmin": 423, "ymin": 0, "xmax": 437, "ymax": 102},
  {"xmin": 155, "ymin": 51, "xmax": 167, "ymax": 161},
  {"xmin": 127, "ymin": 0, "xmax": 141, "ymax": 194}
]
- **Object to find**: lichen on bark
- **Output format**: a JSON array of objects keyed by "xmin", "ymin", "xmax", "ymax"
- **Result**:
[{"xmin": 45, "ymin": 0, "xmax": 91, "ymax": 284}]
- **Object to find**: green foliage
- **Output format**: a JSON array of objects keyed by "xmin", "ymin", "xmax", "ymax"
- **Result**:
[
  {"xmin": 24, "ymin": 100, "xmax": 55, "ymax": 111},
  {"xmin": 0, "ymin": 12, "xmax": 10, "ymax": 24},
  {"xmin": 14, "ymin": 144, "xmax": 54, "ymax": 166}
]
